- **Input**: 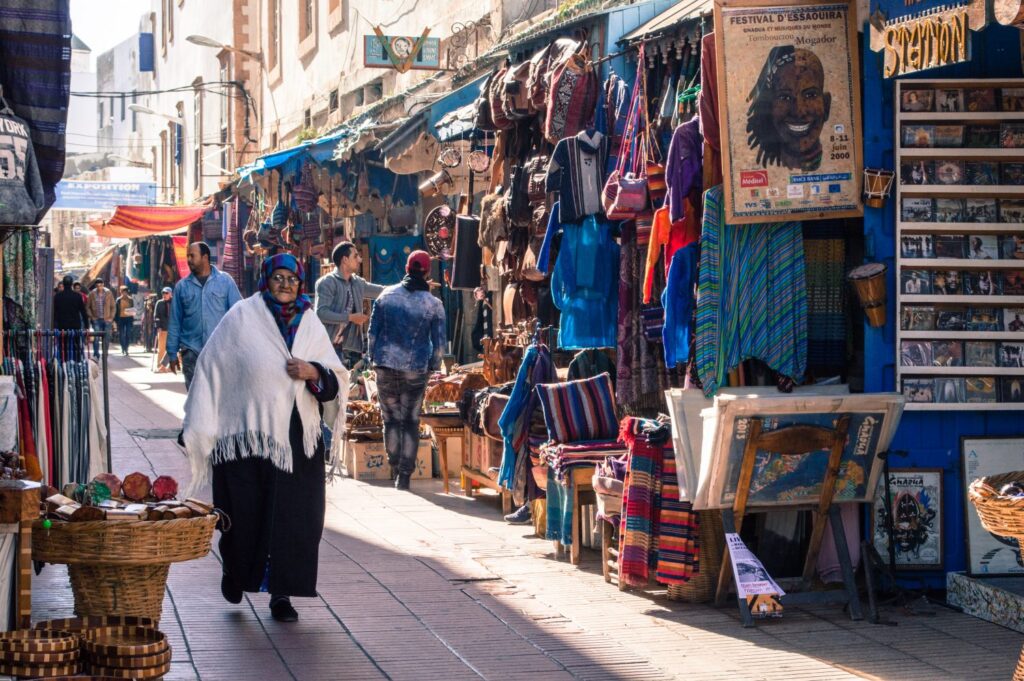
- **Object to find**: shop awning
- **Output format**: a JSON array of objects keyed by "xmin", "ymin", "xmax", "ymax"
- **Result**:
[
  {"xmin": 81, "ymin": 245, "xmax": 117, "ymax": 287},
  {"xmin": 238, "ymin": 125, "xmax": 361, "ymax": 181},
  {"xmin": 379, "ymin": 74, "xmax": 489, "ymax": 156},
  {"xmin": 88, "ymin": 205, "xmax": 207, "ymax": 239},
  {"xmin": 434, "ymin": 103, "xmax": 479, "ymax": 142},
  {"xmin": 619, "ymin": 0, "xmax": 712, "ymax": 43}
]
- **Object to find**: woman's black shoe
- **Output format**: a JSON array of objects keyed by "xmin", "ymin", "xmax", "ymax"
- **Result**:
[
  {"xmin": 221, "ymin": 574, "xmax": 243, "ymax": 604},
  {"xmin": 270, "ymin": 595, "xmax": 298, "ymax": 622}
]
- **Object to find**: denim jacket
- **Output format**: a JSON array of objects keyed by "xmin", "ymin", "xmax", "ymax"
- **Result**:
[
  {"xmin": 166, "ymin": 266, "xmax": 242, "ymax": 356},
  {"xmin": 367, "ymin": 284, "xmax": 446, "ymax": 373}
]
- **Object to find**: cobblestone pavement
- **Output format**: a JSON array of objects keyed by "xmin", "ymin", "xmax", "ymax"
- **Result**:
[{"xmin": 30, "ymin": 351, "xmax": 1024, "ymax": 680}]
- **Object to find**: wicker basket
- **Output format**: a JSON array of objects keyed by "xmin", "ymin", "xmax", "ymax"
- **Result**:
[
  {"xmin": 1015, "ymin": 643, "xmax": 1024, "ymax": 681},
  {"xmin": 666, "ymin": 509, "xmax": 725, "ymax": 604},
  {"xmin": 67, "ymin": 564, "xmax": 171, "ymax": 622},
  {"xmin": 32, "ymin": 515, "xmax": 217, "ymax": 565},
  {"xmin": 967, "ymin": 471, "xmax": 1024, "ymax": 541}
]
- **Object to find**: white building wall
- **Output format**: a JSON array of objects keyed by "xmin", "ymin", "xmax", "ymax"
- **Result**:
[
  {"xmin": 96, "ymin": 20, "xmax": 155, "ymax": 164},
  {"xmin": 67, "ymin": 45, "xmax": 97, "ymax": 154}
]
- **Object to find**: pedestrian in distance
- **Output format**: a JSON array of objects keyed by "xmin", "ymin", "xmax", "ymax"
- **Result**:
[
  {"xmin": 153, "ymin": 287, "xmax": 172, "ymax": 372},
  {"xmin": 182, "ymin": 254, "xmax": 348, "ymax": 623},
  {"xmin": 52, "ymin": 275, "xmax": 89, "ymax": 331},
  {"xmin": 115, "ymin": 286, "xmax": 135, "ymax": 356},
  {"xmin": 368, "ymin": 250, "xmax": 447, "ymax": 491},
  {"xmin": 314, "ymin": 240, "xmax": 383, "ymax": 370},
  {"xmin": 86, "ymin": 278, "xmax": 116, "ymax": 359},
  {"xmin": 163, "ymin": 241, "xmax": 242, "ymax": 390}
]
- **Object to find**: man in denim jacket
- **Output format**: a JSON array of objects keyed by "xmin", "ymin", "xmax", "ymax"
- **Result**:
[
  {"xmin": 368, "ymin": 251, "xmax": 446, "ymax": 490},
  {"xmin": 164, "ymin": 242, "xmax": 242, "ymax": 389}
]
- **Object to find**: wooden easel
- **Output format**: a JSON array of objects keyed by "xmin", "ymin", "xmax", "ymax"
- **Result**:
[{"xmin": 714, "ymin": 415, "xmax": 863, "ymax": 627}]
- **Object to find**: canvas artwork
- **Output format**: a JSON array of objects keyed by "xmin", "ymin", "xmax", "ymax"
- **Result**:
[
  {"xmin": 900, "ymin": 340, "xmax": 932, "ymax": 367},
  {"xmin": 1000, "ymin": 233, "xmax": 1024, "ymax": 258},
  {"xmin": 901, "ymin": 235, "xmax": 934, "ymax": 259},
  {"xmin": 871, "ymin": 469, "xmax": 943, "ymax": 569},
  {"xmin": 1002, "ymin": 88, "xmax": 1024, "ymax": 112},
  {"xmin": 1002, "ymin": 123, "xmax": 1024, "ymax": 149},
  {"xmin": 965, "ymin": 88, "xmax": 997, "ymax": 112},
  {"xmin": 934, "ymin": 125, "xmax": 965, "ymax": 147},
  {"xmin": 965, "ymin": 161, "xmax": 998, "ymax": 185},
  {"xmin": 966, "ymin": 377, "xmax": 998, "ymax": 403},
  {"xmin": 902, "ymin": 125, "xmax": 935, "ymax": 148},
  {"xmin": 964, "ymin": 198, "xmax": 997, "ymax": 223},
  {"xmin": 902, "ymin": 198, "xmax": 934, "ymax": 222},
  {"xmin": 901, "ymin": 305, "xmax": 937, "ymax": 330},
  {"xmin": 1000, "ymin": 201, "xmax": 1024, "ymax": 224},
  {"xmin": 963, "ymin": 270, "xmax": 1000, "ymax": 296},
  {"xmin": 1002, "ymin": 270, "xmax": 1024, "ymax": 296},
  {"xmin": 902, "ymin": 379, "xmax": 934, "ymax": 403},
  {"xmin": 935, "ymin": 200, "xmax": 965, "ymax": 224},
  {"xmin": 901, "ymin": 88, "xmax": 934, "ymax": 112},
  {"xmin": 961, "ymin": 437, "xmax": 1024, "ymax": 576},
  {"xmin": 999, "ymin": 377, "xmax": 1024, "ymax": 402},
  {"xmin": 931, "ymin": 270, "xmax": 961, "ymax": 295},
  {"xmin": 931, "ymin": 340, "xmax": 963, "ymax": 367},
  {"xmin": 937, "ymin": 308, "xmax": 967, "ymax": 330},
  {"xmin": 1002, "ymin": 162, "xmax": 1024, "ymax": 185},
  {"xmin": 967, "ymin": 234, "xmax": 998, "ymax": 260},
  {"xmin": 967, "ymin": 307, "xmax": 1001, "ymax": 331},
  {"xmin": 1004, "ymin": 308, "xmax": 1024, "ymax": 332},
  {"xmin": 999, "ymin": 342, "xmax": 1024, "ymax": 368},
  {"xmin": 901, "ymin": 161, "xmax": 934, "ymax": 185},
  {"xmin": 934, "ymin": 160, "xmax": 964, "ymax": 185},
  {"xmin": 965, "ymin": 341, "xmax": 997, "ymax": 367},
  {"xmin": 934, "ymin": 234, "xmax": 966, "ymax": 258},
  {"xmin": 936, "ymin": 89, "xmax": 964, "ymax": 113},
  {"xmin": 966, "ymin": 124, "xmax": 1000, "ymax": 148},
  {"xmin": 900, "ymin": 269, "xmax": 932, "ymax": 295},
  {"xmin": 934, "ymin": 377, "xmax": 965, "ymax": 403}
]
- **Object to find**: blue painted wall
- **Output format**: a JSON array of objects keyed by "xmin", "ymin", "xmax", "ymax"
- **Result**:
[{"xmin": 862, "ymin": 12, "xmax": 1023, "ymax": 585}]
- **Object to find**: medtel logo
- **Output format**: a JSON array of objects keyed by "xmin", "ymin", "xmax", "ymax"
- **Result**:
[{"xmin": 740, "ymin": 170, "xmax": 769, "ymax": 187}]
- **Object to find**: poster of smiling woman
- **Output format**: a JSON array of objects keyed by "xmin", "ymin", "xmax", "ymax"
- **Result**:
[{"xmin": 714, "ymin": 0, "xmax": 863, "ymax": 223}]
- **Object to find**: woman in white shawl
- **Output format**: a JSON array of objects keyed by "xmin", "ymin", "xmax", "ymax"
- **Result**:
[{"xmin": 184, "ymin": 253, "xmax": 348, "ymax": 622}]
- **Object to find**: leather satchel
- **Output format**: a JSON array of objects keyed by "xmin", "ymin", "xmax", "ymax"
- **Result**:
[{"xmin": 481, "ymin": 393, "xmax": 510, "ymax": 441}]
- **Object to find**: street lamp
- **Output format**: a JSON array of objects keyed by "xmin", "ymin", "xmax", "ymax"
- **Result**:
[
  {"xmin": 128, "ymin": 103, "xmax": 186, "ymax": 127},
  {"xmin": 186, "ymin": 34, "xmax": 263, "ymax": 63}
]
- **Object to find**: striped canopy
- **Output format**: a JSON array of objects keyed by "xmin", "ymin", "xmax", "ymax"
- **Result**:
[{"xmin": 89, "ymin": 205, "xmax": 208, "ymax": 239}]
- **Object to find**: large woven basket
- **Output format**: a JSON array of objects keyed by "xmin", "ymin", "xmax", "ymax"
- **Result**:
[
  {"xmin": 666, "ymin": 509, "xmax": 725, "ymax": 604},
  {"xmin": 67, "ymin": 564, "xmax": 171, "ymax": 622},
  {"xmin": 32, "ymin": 515, "xmax": 218, "ymax": 566},
  {"xmin": 967, "ymin": 471, "xmax": 1024, "ymax": 541},
  {"xmin": 1015, "ymin": 643, "xmax": 1024, "ymax": 681}
]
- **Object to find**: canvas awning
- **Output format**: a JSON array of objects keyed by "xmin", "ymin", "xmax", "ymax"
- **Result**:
[
  {"xmin": 80, "ymin": 245, "xmax": 117, "ymax": 287},
  {"xmin": 88, "ymin": 205, "xmax": 208, "ymax": 239}
]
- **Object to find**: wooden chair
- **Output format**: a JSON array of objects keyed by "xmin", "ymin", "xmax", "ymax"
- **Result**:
[{"xmin": 714, "ymin": 415, "xmax": 862, "ymax": 626}]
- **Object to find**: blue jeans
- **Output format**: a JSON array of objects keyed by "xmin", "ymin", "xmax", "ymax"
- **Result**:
[
  {"xmin": 375, "ymin": 367, "xmax": 428, "ymax": 475},
  {"xmin": 117, "ymin": 318, "xmax": 134, "ymax": 354},
  {"xmin": 91, "ymin": 320, "xmax": 110, "ymax": 358}
]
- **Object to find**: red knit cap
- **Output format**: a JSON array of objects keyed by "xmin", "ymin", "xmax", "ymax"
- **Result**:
[{"xmin": 406, "ymin": 250, "xmax": 431, "ymax": 275}]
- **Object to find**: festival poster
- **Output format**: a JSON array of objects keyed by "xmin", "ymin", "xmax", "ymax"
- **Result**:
[
  {"xmin": 871, "ymin": 469, "xmax": 943, "ymax": 570},
  {"xmin": 714, "ymin": 0, "xmax": 863, "ymax": 224}
]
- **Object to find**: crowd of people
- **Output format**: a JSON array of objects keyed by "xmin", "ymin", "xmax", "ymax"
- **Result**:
[{"xmin": 57, "ymin": 242, "xmax": 447, "ymax": 623}]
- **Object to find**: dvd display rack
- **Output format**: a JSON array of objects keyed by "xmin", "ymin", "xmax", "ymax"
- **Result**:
[{"xmin": 895, "ymin": 79, "xmax": 1024, "ymax": 410}]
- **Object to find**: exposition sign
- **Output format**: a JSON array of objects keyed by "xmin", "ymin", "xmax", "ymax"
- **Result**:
[
  {"xmin": 53, "ymin": 181, "xmax": 156, "ymax": 211},
  {"xmin": 714, "ymin": 0, "xmax": 863, "ymax": 224}
]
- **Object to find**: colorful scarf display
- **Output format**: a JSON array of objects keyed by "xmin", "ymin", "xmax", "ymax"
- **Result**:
[{"xmin": 258, "ymin": 254, "xmax": 312, "ymax": 350}]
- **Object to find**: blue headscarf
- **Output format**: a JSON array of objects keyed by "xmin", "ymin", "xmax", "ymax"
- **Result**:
[{"xmin": 258, "ymin": 253, "xmax": 311, "ymax": 350}]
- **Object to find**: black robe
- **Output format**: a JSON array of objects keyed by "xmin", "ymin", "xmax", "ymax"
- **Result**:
[{"xmin": 213, "ymin": 362, "xmax": 339, "ymax": 597}]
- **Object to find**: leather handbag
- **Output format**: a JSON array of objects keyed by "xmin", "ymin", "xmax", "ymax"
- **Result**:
[{"xmin": 481, "ymin": 393, "xmax": 510, "ymax": 441}]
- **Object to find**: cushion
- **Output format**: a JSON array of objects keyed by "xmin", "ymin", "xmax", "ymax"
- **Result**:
[{"xmin": 534, "ymin": 373, "xmax": 618, "ymax": 444}]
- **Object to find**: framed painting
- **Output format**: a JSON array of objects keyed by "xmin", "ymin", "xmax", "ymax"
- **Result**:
[
  {"xmin": 871, "ymin": 468, "xmax": 943, "ymax": 570},
  {"xmin": 714, "ymin": 0, "xmax": 863, "ymax": 224},
  {"xmin": 961, "ymin": 436, "xmax": 1024, "ymax": 576}
]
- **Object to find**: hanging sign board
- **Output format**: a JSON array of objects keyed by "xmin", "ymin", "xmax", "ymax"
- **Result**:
[
  {"xmin": 53, "ymin": 181, "xmax": 157, "ymax": 211},
  {"xmin": 363, "ymin": 29, "xmax": 440, "ymax": 72},
  {"xmin": 714, "ymin": 0, "xmax": 863, "ymax": 224},
  {"xmin": 868, "ymin": 0, "xmax": 987, "ymax": 77}
]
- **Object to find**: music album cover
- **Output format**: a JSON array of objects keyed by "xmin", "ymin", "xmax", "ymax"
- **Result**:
[
  {"xmin": 999, "ymin": 376, "xmax": 1024, "ymax": 402},
  {"xmin": 967, "ymin": 307, "xmax": 1001, "ymax": 331},
  {"xmin": 932, "ymin": 270, "xmax": 962, "ymax": 295},
  {"xmin": 935, "ymin": 125, "xmax": 966, "ymax": 147},
  {"xmin": 931, "ymin": 340, "xmax": 963, "ymax": 366},
  {"xmin": 966, "ymin": 88, "xmax": 997, "ymax": 112},
  {"xmin": 1000, "ymin": 200, "xmax": 1024, "ymax": 224},
  {"xmin": 1002, "ymin": 87, "xmax": 1024, "ymax": 112},
  {"xmin": 933, "ymin": 160, "xmax": 964, "ymax": 185},
  {"xmin": 999, "ymin": 342, "xmax": 1024, "ymax": 368},
  {"xmin": 966, "ymin": 124, "xmax": 1000, "ymax": 148},
  {"xmin": 901, "ymin": 305, "xmax": 937, "ymax": 330},
  {"xmin": 901, "ymin": 160, "xmax": 934, "ymax": 185},
  {"xmin": 1003, "ymin": 270, "xmax": 1024, "ymax": 295},
  {"xmin": 1003, "ymin": 123, "xmax": 1024, "ymax": 149},
  {"xmin": 902, "ymin": 125, "xmax": 935, "ymax": 148},
  {"xmin": 902, "ymin": 198, "xmax": 935, "ymax": 222},
  {"xmin": 965, "ymin": 341, "xmax": 997, "ymax": 367},
  {"xmin": 934, "ymin": 377, "xmax": 965, "ymax": 403},
  {"xmin": 1000, "ymin": 233, "xmax": 1024, "ymax": 258},
  {"xmin": 937, "ymin": 308, "xmax": 967, "ymax": 330},
  {"xmin": 964, "ymin": 198, "xmax": 997, "ymax": 223},
  {"xmin": 967, "ymin": 234, "xmax": 998, "ymax": 260},
  {"xmin": 934, "ymin": 233, "xmax": 967, "ymax": 257},
  {"xmin": 901, "ymin": 235, "xmax": 935, "ymax": 259},
  {"xmin": 936, "ymin": 88, "xmax": 964, "ymax": 112},
  {"xmin": 935, "ymin": 200, "xmax": 965, "ymax": 224},
  {"xmin": 1005, "ymin": 308, "xmax": 1024, "ymax": 332},
  {"xmin": 901, "ymin": 88, "xmax": 935, "ymax": 112},
  {"xmin": 966, "ymin": 161, "xmax": 999, "ymax": 185},
  {"xmin": 901, "ymin": 340, "xmax": 932, "ymax": 367},
  {"xmin": 964, "ymin": 270, "xmax": 1001, "ymax": 296},
  {"xmin": 966, "ymin": 377, "xmax": 998, "ymax": 403},
  {"xmin": 903, "ymin": 378, "xmax": 935, "ymax": 403},
  {"xmin": 901, "ymin": 269, "xmax": 933, "ymax": 295},
  {"xmin": 1002, "ymin": 162, "xmax": 1024, "ymax": 185}
]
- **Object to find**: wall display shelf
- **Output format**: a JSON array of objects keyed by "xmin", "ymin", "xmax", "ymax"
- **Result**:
[{"xmin": 896, "ymin": 79, "xmax": 1024, "ymax": 410}]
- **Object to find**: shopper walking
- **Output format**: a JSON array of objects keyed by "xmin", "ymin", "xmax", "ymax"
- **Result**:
[
  {"xmin": 314, "ymin": 241, "xmax": 383, "ymax": 370},
  {"xmin": 153, "ymin": 287, "xmax": 172, "ymax": 372},
  {"xmin": 182, "ymin": 254, "xmax": 347, "ymax": 623},
  {"xmin": 115, "ymin": 286, "xmax": 135, "ymax": 356},
  {"xmin": 86, "ymin": 278, "xmax": 116, "ymax": 359},
  {"xmin": 368, "ymin": 250, "xmax": 446, "ymax": 490},
  {"xmin": 52, "ymin": 275, "xmax": 88, "ymax": 331},
  {"xmin": 163, "ymin": 242, "xmax": 242, "ymax": 390}
]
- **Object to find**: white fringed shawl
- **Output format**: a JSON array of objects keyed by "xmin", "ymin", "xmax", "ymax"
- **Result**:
[{"xmin": 183, "ymin": 294, "xmax": 349, "ymax": 492}]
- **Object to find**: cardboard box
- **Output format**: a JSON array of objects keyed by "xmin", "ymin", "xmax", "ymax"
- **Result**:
[
  {"xmin": 341, "ymin": 438, "xmax": 431, "ymax": 481},
  {"xmin": 466, "ymin": 432, "xmax": 502, "ymax": 473}
]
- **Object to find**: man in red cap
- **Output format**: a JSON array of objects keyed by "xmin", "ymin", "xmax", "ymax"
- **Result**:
[{"xmin": 368, "ymin": 250, "xmax": 447, "ymax": 490}]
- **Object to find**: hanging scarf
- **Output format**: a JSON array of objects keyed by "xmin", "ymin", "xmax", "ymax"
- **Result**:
[{"xmin": 258, "ymin": 253, "xmax": 312, "ymax": 350}]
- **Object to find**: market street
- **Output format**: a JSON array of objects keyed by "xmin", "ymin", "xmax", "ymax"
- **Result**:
[{"xmin": 28, "ymin": 352, "xmax": 1024, "ymax": 681}]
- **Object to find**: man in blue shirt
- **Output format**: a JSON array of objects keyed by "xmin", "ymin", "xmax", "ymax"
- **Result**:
[{"xmin": 163, "ymin": 242, "xmax": 242, "ymax": 390}]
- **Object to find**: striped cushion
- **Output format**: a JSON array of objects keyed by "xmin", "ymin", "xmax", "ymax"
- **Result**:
[{"xmin": 534, "ymin": 373, "xmax": 618, "ymax": 444}]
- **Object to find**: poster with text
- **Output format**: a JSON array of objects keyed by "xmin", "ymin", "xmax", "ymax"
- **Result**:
[
  {"xmin": 871, "ymin": 469, "xmax": 943, "ymax": 570},
  {"xmin": 961, "ymin": 437, "xmax": 1024, "ymax": 576},
  {"xmin": 715, "ymin": 0, "xmax": 863, "ymax": 224}
]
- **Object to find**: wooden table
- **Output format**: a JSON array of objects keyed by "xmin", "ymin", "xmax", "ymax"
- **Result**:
[
  {"xmin": 550, "ymin": 465, "xmax": 597, "ymax": 566},
  {"xmin": 421, "ymin": 412, "xmax": 463, "ymax": 495}
]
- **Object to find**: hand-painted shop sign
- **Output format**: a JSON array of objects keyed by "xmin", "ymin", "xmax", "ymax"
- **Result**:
[
  {"xmin": 364, "ymin": 29, "xmax": 440, "ymax": 72},
  {"xmin": 869, "ymin": 0, "xmax": 986, "ymax": 77}
]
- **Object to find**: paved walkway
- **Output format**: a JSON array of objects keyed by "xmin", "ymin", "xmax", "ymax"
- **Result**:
[{"xmin": 31, "ymin": 350, "xmax": 1024, "ymax": 680}]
